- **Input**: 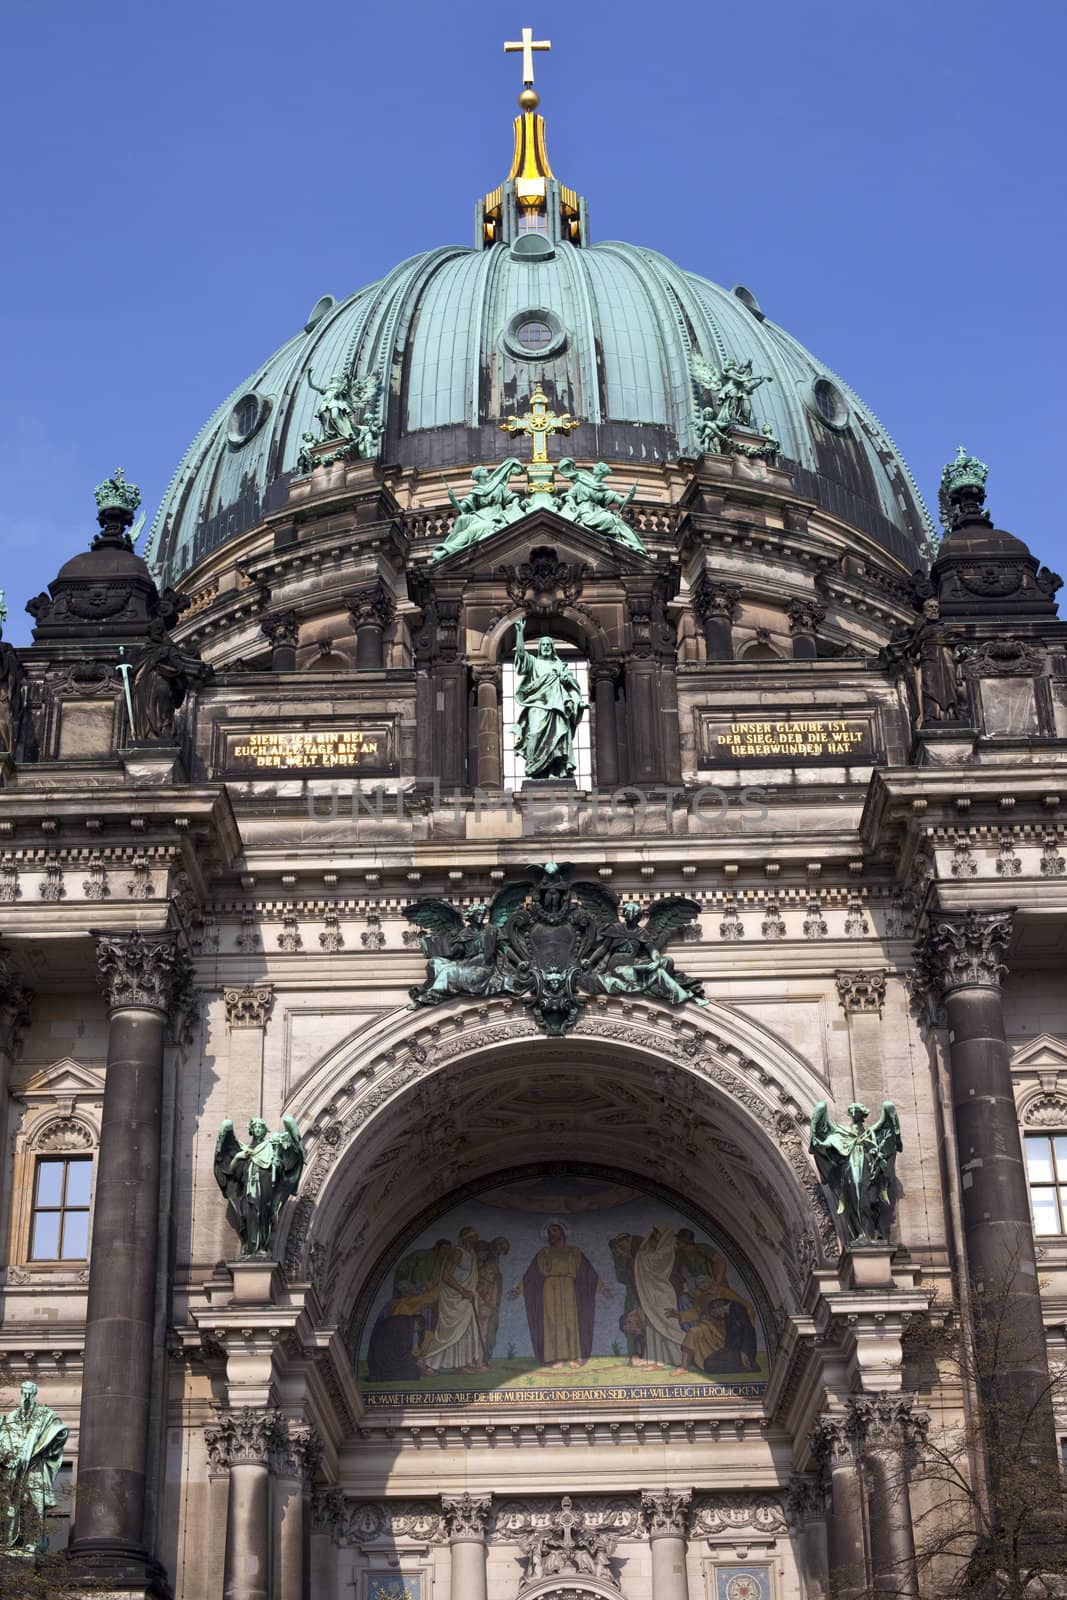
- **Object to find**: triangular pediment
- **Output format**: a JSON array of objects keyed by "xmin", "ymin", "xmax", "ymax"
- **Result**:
[
  {"xmin": 426, "ymin": 505, "xmax": 653, "ymax": 579},
  {"xmin": 1011, "ymin": 1033, "xmax": 1067, "ymax": 1071},
  {"xmin": 16, "ymin": 1057, "xmax": 104, "ymax": 1098}
]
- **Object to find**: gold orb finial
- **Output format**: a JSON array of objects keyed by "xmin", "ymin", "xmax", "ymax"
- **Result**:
[{"xmin": 518, "ymin": 86, "xmax": 540, "ymax": 112}]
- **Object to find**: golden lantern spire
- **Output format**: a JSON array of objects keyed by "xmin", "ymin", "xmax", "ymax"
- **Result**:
[{"xmin": 479, "ymin": 26, "xmax": 585, "ymax": 249}]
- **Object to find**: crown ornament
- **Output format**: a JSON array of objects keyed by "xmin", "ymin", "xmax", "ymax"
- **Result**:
[
  {"xmin": 94, "ymin": 467, "xmax": 142, "ymax": 519},
  {"xmin": 938, "ymin": 445, "xmax": 989, "ymax": 531}
]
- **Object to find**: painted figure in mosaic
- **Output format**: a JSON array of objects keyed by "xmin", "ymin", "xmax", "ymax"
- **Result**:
[
  {"xmin": 0, "ymin": 1381, "xmax": 68, "ymax": 1553},
  {"xmin": 507, "ymin": 1221, "xmax": 613, "ymax": 1369},
  {"xmin": 809, "ymin": 1100, "xmax": 902, "ymax": 1245},
  {"xmin": 432, "ymin": 459, "xmax": 528, "ymax": 560},
  {"xmin": 555, "ymin": 458, "xmax": 648, "ymax": 554},
  {"xmin": 214, "ymin": 1114, "xmax": 306, "ymax": 1257},
  {"xmin": 130, "ymin": 617, "xmax": 189, "ymax": 741},
  {"xmin": 419, "ymin": 1226, "xmax": 487, "ymax": 1373},
  {"xmin": 512, "ymin": 617, "xmax": 586, "ymax": 779}
]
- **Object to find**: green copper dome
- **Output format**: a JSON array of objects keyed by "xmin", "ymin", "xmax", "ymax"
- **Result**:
[{"xmin": 147, "ymin": 238, "xmax": 933, "ymax": 584}]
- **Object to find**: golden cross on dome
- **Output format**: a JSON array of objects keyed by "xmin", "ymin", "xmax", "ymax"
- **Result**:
[
  {"xmin": 502, "ymin": 386, "xmax": 576, "ymax": 465},
  {"xmin": 504, "ymin": 26, "xmax": 551, "ymax": 86}
]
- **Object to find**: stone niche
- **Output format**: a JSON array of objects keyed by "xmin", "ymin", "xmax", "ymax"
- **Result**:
[
  {"xmin": 55, "ymin": 698, "xmax": 117, "ymax": 759},
  {"xmin": 976, "ymin": 675, "xmax": 1039, "ymax": 738}
]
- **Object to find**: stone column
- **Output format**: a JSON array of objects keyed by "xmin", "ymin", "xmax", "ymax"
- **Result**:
[
  {"xmin": 921, "ymin": 910, "xmax": 1059, "ymax": 1461},
  {"xmin": 0, "ymin": 947, "xmax": 31, "ymax": 1183},
  {"xmin": 692, "ymin": 576, "xmax": 740, "ymax": 661},
  {"xmin": 785, "ymin": 1475, "xmax": 828, "ymax": 1600},
  {"xmin": 848, "ymin": 1395, "xmax": 926, "ymax": 1597},
  {"xmin": 473, "ymin": 666, "xmax": 502, "ymax": 791},
  {"xmin": 261, "ymin": 611, "xmax": 299, "ymax": 672},
  {"xmin": 274, "ymin": 1423, "xmax": 321, "ymax": 1600},
  {"xmin": 810, "ymin": 1418, "xmax": 866, "ymax": 1600},
  {"xmin": 591, "ymin": 662, "xmax": 620, "ymax": 789},
  {"xmin": 205, "ymin": 1409, "xmax": 288, "ymax": 1600},
  {"xmin": 788, "ymin": 598, "xmax": 826, "ymax": 660},
  {"xmin": 441, "ymin": 1492, "xmax": 491, "ymax": 1600},
  {"xmin": 71, "ymin": 930, "xmax": 190, "ymax": 1587},
  {"xmin": 641, "ymin": 1489, "xmax": 692, "ymax": 1600},
  {"xmin": 346, "ymin": 581, "xmax": 394, "ymax": 670}
]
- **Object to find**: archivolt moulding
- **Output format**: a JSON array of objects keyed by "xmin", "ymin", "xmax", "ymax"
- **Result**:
[{"xmin": 279, "ymin": 996, "xmax": 837, "ymax": 1281}]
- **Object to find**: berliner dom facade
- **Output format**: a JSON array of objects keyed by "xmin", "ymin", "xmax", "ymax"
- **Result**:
[{"xmin": 1, "ymin": 31, "xmax": 1066, "ymax": 1600}]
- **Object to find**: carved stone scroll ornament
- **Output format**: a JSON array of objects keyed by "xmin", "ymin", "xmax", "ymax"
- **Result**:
[
  {"xmin": 502, "ymin": 546, "xmax": 589, "ymax": 615},
  {"xmin": 917, "ymin": 909, "xmax": 1013, "ymax": 997},
  {"xmin": 441, "ymin": 1492, "xmax": 492, "ymax": 1541},
  {"xmin": 94, "ymin": 929, "xmax": 191, "ymax": 1016},
  {"xmin": 834, "ymin": 969, "xmax": 887, "ymax": 1015},
  {"xmin": 203, "ymin": 1408, "xmax": 289, "ymax": 1471},
  {"xmin": 224, "ymin": 984, "xmax": 274, "ymax": 1029},
  {"xmin": 639, "ymin": 1488, "xmax": 692, "ymax": 1539}
]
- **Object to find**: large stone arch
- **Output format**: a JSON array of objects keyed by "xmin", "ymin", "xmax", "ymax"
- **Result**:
[{"xmin": 279, "ymin": 996, "xmax": 837, "ymax": 1331}]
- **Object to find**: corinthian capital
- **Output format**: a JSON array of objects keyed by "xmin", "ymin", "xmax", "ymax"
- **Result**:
[
  {"xmin": 94, "ymin": 929, "xmax": 191, "ymax": 1016},
  {"xmin": 640, "ymin": 1488, "xmax": 692, "ymax": 1539},
  {"xmin": 0, "ymin": 946, "xmax": 31, "ymax": 1042},
  {"xmin": 919, "ymin": 909, "xmax": 1013, "ymax": 996},
  {"xmin": 846, "ymin": 1393, "xmax": 929, "ymax": 1456},
  {"xmin": 691, "ymin": 576, "xmax": 741, "ymax": 622},
  {"xmin": 809, "ymin": 1414, "xmax": 854, "ymax": 1469},
  {"xmin": 441, "ymin": 1492, "xmax": 492, "ymax": 1541},
  {"xmin": 203, "ymin": 1407, "xmax": 288, "ymax": 1470}
]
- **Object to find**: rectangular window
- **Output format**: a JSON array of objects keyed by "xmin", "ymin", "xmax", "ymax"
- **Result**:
[
  {"xmin": 1025, "ymin": 1134, "xmax": 1067, "ymax": 1236},
  {"xmin": 30, "ymin": 1156, "xmax": 92, "ymax": 1260}
]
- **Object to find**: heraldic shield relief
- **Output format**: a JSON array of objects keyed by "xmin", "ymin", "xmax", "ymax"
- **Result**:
[{"xmin": 348, "ymin": 1167, "xmax": 773, "ymax": 1409}]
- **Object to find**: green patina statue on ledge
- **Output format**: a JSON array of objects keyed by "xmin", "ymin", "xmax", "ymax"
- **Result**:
[
  {"xmin": 0, "ymin": 1381, "xmax": 68, "ymax": 1554},
  {"xmin": 555, "ymin": 459, "xmax": 648, "ymax": 554},
  {"xmin": 513, "ymin": 617, "xmax": 586, "ymax": 779},
  {"xmin": 432, "ymin": 459, "xmax": 528, "ymax": 560},
  {"xmin": 809, "ymin": 1099, "xmax": 901, "ymax": 1245},
  {"xmin": 214, "ymin": 1114, "xmax": 306, "ymax": 1258}
]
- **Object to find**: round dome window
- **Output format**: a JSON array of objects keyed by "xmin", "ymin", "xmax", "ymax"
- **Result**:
[
  {"xmin": 809, "ymin": 377, "xmax": 850, "ymax": 431},
  {"xmin": 504, "ymin": 309, "xmax": 566, "ymax": 360},
  {"xmin": 227, "ymin": 392, "xmax": 270, "ymax": 448}
]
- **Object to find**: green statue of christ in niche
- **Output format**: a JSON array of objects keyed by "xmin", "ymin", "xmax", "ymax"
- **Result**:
[{"xmin": 512, "ymin": 618, "xmax": 586, "ymax": 780}]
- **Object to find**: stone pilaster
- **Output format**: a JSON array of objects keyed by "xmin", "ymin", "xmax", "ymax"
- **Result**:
[
  {"xmin": 785, "ymin": 1475, "xmax": 828, "ymax": 1600},
  {"xmin": 261, "ymin": 610, "xmax": 299, "ymax": 672},
  {"xmin": 641, "ymin": 1489, "xmax": 692, "ymax": 1600},
  {"xmin": 345, "ymin": 580, "xmax": 394, "ymax": 670},
  {"xmin": 72, "ymin": 929, "xmax": 191, "ymax": 1592},
  {"xmin": 0, "ymin": 945, "xmax": 31, "ymax": 1177},
  {"xmin": 847, "ymin": 1394, "xmax": 927, "ymax": 1597},
  {"xmin": 919, "ymin": 908, "xmax": 1058, "ymax": 1469},
  {"xmin": 442, "ymin": 1493, "xmax": 491, "ymax": 1600},
  {"xmin": 591, "ymin": 661, "xmax": 620, "ymax": 789},
  {"xmin": 810, "ymin": 1417, "xmax": 866, "ymax": 1600},
  {"xmin": 787, "ymin": 597, "xmax": 826, "ymax": 659},
  {"xmin": 205, "ymin": 1408, "xmax": 289, "ymax": 1600},
  {"xmin": 472, "ymin": 665, "xmax": 502, "ymax": 791},
  {"xmin": 274, "ymin": 1423, "xmax": 322, "ymax": 1600},
  {"xmin": 691, "ymin": 576, "xmax": 740, "ymax": 660}
]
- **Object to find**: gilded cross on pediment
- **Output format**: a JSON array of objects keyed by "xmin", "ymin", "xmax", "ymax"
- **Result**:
[{"xmin": 501, "ymin": 386, "xmax": 579, "ymax": 495}]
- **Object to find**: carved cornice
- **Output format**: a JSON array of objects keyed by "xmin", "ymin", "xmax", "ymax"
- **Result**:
[
  {"xmin": 224, "ymin": 984, "xmax": 274, "ymax": 1030},
  {"xmin": 834, "ymin": 969, "xmax": 887, "ymax": 1015},
  {"xmin": 94, "ymin": 929, "xmax": 191, "ymax": 1017},
  {"xmin": 441, "ymin": 1492, "xmax": 492, "ymax": 1541},
  {"xmin": 203, "ymin": 1407, "xmax": 288, "ymax": 1470},
  {"xmin": 918, "ymin": 909, "xmax": 1013, "ymax": 996},
  {"xmin": 640, "ymin": 1488, "xmax": 692, "ymax": 1540}
]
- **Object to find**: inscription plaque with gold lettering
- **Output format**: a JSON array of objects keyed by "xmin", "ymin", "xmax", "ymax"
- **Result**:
[
  {"xmin": 699, "ymin": 712, "xmax": 877, "ymax": 766},
  {"xmin": 219, "ymin": 721, "xmax": 396, "ymax": 775}
]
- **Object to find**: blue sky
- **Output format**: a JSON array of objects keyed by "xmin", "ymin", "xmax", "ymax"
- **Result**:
[{"xmin": 1, "ymin": 0, "xmax": 1063, "ymax": 644}]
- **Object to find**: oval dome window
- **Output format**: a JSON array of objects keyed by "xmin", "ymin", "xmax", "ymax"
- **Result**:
[
  {"xmin": 227, "ymin": 392, "xmax": 270, "ymax": 448},
  {"xmin": 810, "ymin": 377, "xmax": 850, "ymax": 430},
  {"xmin": 504, "ymin": 309, "xmax": 566, "ymax": 360},
  {"xmin": 732, "ymin": 284, "xmax": 765, "ymax": 320}
]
